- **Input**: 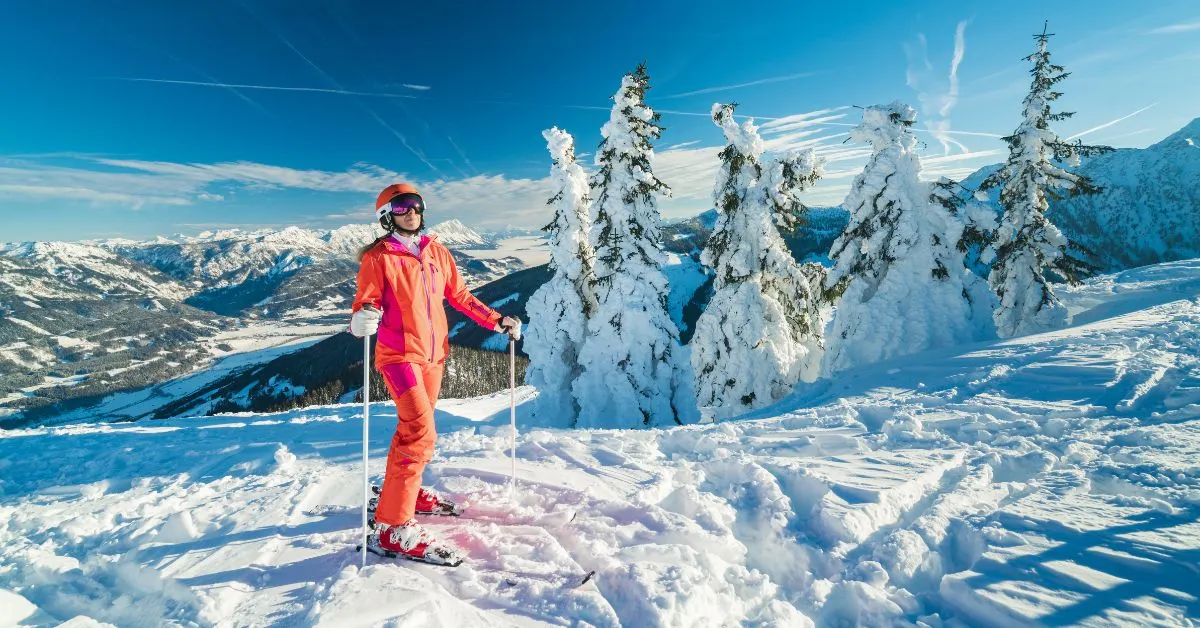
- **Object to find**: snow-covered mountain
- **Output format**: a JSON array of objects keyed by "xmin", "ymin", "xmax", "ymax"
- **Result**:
[
  {"xmin": 427, "ymin": 218, "xmax": 492, "ymax": 248},
  {"xmin": 106, "ymin": 222, "xmax": 518, "ymax": 318},
  {"xmin": 1, "ymin": 240, "xmax": 192, "ymax": 301},
  {"xmin": 1051, "ymin": 117, "xmax": 1200, "ymax": 271},
  {"xmin": 114, "ymin": 225, "xmax": 369, "ymax": 318},
  {"xmin": 0, "ymin": 223, "xmax": 543, "ymax": 427},
  {"xmin": 2, "ymin": 258, "xmax": 1196, "ymax": 626},
  {"xmin": 0, "ymin": 246, "xmax": 239, "ymax": 427},
  {"xmin": 964, "ymin": 116, "xmax": 1200, "ymax": 273}
]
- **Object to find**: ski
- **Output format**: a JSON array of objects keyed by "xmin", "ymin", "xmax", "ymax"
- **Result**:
[
  {"xmin": 497, "ymin": 568, "xmax": 597, "ymax": 589},
  {"xmin": 357, "ymin": 540, "xmax": 597, "ymax": 590},
  {"xmin": 356, "ymin": 536, "xmax": 465, "ymax": 567},
  {"xmin": 356, "ymin": 541, "xmax": 595, "ymax": 588}
]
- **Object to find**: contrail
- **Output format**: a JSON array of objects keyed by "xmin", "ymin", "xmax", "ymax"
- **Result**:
[
  {"xmin": 91, "ymin": 11, "xmax": 270, "ymax": 117},
  {"xmin": 659, "ymin": 71, "xmax": 817, "ymax": 99},
  {"xmin": 232, "ymin": 0, "xmax": 445, "ymax": 178},
  {"xmin": 107, "ymin": 77, "xmax": 419, "ymax": 98},
  {"xmin": 943, "ymin": 20, "xmax": 968, "ymax": 117},
  {"xmin": 1068, "ymin": 104, "xmax": 1157, "ymax": 140},
  {"xmin": 906, "ymin": 21, "xmax": 971, "ymax": 155},
  {"xmin": 447, "ymin": 136, "xmax": 479, "ymax": 176}
]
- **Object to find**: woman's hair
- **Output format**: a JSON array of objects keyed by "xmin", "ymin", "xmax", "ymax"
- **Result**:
[
  {"xmin": 357, "ymin": 233, "xmax": 389, "ymax": 262},
  {"xmin": 357, "ymin": 218, "xmax": 392, "ymax": 261},
  {"xmin": 357, "ymin": 214, "xmax": 426, "ymax": 261}
]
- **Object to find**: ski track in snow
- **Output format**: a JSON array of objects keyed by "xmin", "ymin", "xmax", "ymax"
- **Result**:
[{"xmin": 1, "ymin": 260, "xmax": 1199, "ymax": 626}]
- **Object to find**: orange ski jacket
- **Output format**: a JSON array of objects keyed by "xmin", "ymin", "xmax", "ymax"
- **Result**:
[{"xmin": 352, "ymin": 234, "xmax": 501, "ymax": 367}]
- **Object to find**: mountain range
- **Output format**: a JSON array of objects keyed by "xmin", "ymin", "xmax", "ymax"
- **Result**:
[
  {"xmin": 2, "ymin": 117, "xmax": 1197, "ymax": 429},
  {"xmin": 962, "ymin": 116, "xmax": 1200, "ymax": 272},
  {"xmin": 0, "ymin": 221, "xmax": 536, "ymax": 427}
]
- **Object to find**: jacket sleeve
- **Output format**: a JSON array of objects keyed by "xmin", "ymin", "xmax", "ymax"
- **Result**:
[
  {"xmin": 441, "ymin": 246, "xmax": 502, "ymax": 329},
  {"xmin": 352, "ymin": 249, "xmax": 385, "ymax": 314}
]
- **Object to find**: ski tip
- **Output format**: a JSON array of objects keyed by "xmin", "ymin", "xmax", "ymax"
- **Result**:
[{"xmin": 580, "ymin": 570, "xmax": 596, "ymax": 586}]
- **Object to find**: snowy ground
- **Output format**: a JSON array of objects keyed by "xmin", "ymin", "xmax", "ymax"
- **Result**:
[{"xmin": 1, "ymin": 260, "xmax": 1198, "ymax": 627}]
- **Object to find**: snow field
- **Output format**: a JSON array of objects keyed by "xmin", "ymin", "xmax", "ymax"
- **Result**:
[{"xmin": 0, "ymin": 260, "xmax": 1198, "ymax": 626}]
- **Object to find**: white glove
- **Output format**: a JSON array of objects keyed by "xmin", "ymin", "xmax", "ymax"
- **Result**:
[
  {"xmin": 350, "ymin": 306, "xmax": 381, "ymax": 338},
  {"xmin": 495, "ymin": 315, "xmax": 522, "ymax": 341}
]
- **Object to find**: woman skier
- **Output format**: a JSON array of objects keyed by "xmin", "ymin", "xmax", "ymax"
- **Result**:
[{"xmin": 350, "ymin": 183, "xmax": 521, "ymax": 564}]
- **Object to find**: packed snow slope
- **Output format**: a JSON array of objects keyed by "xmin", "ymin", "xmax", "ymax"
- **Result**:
[{"xmin": 2, "ymin": 259, "xmax": 1199, "ymax": 627}]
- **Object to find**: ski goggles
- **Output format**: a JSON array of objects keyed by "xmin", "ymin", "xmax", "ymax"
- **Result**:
[{"xmin": 378, "ymin": 192, "xmax": 424, "ymax": 217}]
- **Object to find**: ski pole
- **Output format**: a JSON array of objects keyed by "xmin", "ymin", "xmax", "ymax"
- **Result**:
[
  {"xmin": 361, "ymin": 330, "xmax": 371, "ymax": 569},
  {"xmin": 509, "ymin": 335, "xmax": 517, "ymax": 498}
]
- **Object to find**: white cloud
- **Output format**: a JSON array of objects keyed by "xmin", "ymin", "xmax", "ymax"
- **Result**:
[
  {"xmin": 92, "ymin": 158, "xmax": 401, "ymax": 193},
  {"xmin": 920, "ymin": 148, "xmax": 1004, "ymax": 181},
  {"xmin": 0, "ymin": 161, "xmax": 201, "ymax": 205},
  {"xmin": 0, "ymin": 183, "xmax": 191, "ymax": 207},
  {"xmin": 419, "ymin": 175, "xmax": 555, "ymax": 231},
  {"xmin": 0, "ymin": 157, "xmax": 403, "ymax": 211},
  {"xmin": 403, "ymin": 84, "xmax": 432, "ymax": 91},
  {"xmin": 1148, "ymin": 21, "xmax": 1200, "ymax": 34},
  {"xmin": 655, "ymin": 144, "xmax": 725, "ymax": 209},
  {"xmin": 0, "ymin": 97, "xmax": 1010, "ymax": 237},
  {"xmin": 109, "ymin": 77, "xmax": 442, "ymax": 175}
]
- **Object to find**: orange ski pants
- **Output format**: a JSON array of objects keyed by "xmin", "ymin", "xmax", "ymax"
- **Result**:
[{"xmin": 374, "ymin": 361, "xmax": 444, "ymax": 526}]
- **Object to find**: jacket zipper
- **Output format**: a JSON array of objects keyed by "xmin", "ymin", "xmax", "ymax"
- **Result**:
[{"xmin": 417, "ymin": 250, "xmax": 435, "ymax": 363}]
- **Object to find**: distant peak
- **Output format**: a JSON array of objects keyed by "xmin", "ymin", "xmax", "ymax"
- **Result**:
[
  {"xmin": 427, "ymin": 219, "xmax": 487, "ymax": 245},
  {"xmin": 430, "ymin": 218, "xmax": 470, "ymax": 230},
  {"xmin": 1153, "ymin": 116, "xmax": 1200, "ymax": 151}
]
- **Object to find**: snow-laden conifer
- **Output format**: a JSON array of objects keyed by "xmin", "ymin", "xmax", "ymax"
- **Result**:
[
  {"xmin": 691, "ymin": 104, "xmax": 825, "ymax": 414},
  {"xmin": 573, "ymin": 65, "xmax": 697, "ymax": 428},
  {"xmin": 823, "ymin": 102, "xmax": 984, "ymax": 374},
  {"xmin": 980, "ymin": 24, "xmax": 1112, "ymax": 338},
  {"xmin": 524, "ymin": 127, "xmax": 595, "ymax": 425}
]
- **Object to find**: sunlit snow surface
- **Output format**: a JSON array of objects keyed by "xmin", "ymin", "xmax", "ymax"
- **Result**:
[{"xmin": 2, "ymin": 260, "xmax": 1198, "ymax": 626}]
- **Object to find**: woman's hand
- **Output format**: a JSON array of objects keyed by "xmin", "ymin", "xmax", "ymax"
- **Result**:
[
  {"xmin": 350, "ymin": 306, "xmax": 382, "ymax": 337},
  {"xmin": 496, "ymin": 316, "xmax": 522, "ymax": 341}
]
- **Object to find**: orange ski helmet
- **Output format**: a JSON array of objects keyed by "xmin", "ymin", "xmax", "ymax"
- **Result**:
[
  {"xmin": 375, "ymin": 183, "xmax": 422, "ymax": 217},
  {"xmin": 374, "ymin": 183, "xmax": 425, "ymax": 233}
]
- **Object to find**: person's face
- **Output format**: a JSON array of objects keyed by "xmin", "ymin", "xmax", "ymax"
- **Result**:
[
  {"xmin": 396, "ymin": 208, "xmax": 421, "ymax": 231},
  {"xmin": 387, "ymin": 193, "xmax": 424, "ymax": 231}
]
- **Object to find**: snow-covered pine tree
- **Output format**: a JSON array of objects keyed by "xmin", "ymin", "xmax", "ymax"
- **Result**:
[
  {"xmin": 930, "ymin": 177, "xmax": 996, "ymax": 263},
  {"xmin": 573, "ymin": 64, "xmax": 698, "ymax": 428},
  {"xmin": 980, "ymin": 24, "xmax": 1113, "ymax": 338},
  {"xmin": 691, "ymin": 103, "xmax": 825, "ymax": 414},
  {"xmin": 822, "ymin": 101, "xmax": 983, "ymax": 375},
  {"xmin": 523, "ymin": 127, "xmax": 595, "ymax": 425},
  {"xmin": 930, "ymin": 176, "xmax": 1000, "ymax": 332},
  {"xmin": 761, "ymin": 149, "xmax": 831, "ymax": 327}
]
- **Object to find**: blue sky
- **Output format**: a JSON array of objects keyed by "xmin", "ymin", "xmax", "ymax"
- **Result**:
[{"xmin": 1, "ymin": 0, "xmax": 1198, "ymax": 242}]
